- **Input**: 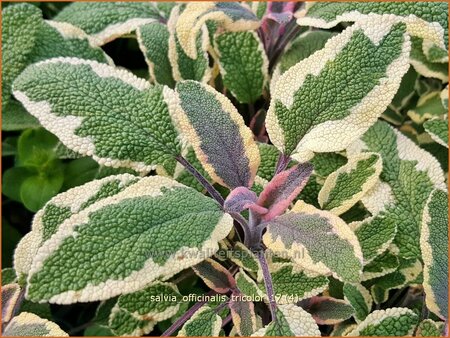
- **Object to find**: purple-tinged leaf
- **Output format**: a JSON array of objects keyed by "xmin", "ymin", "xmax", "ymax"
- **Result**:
[
  {"xmin": 192, "ymin": 258, "xmax": 236, "ymax": 294},
  {"xmin": 258, "ymin": 162, "xmax": 313, "ymax": 220},
  {"xmin": 2, "ymin": 283, "xmax": 21, "ymax": 324},
  {"xmin": 306, "ymin": 296, "xmax": 355, "ymax": 325},
  {"xmin": 224, "ymin": 187, "xmax": 268, "ymax": 215}
]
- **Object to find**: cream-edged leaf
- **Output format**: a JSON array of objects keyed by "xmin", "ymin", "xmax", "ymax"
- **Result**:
[
  {"xmin": 319, "ymin": 153, "xmax": 382, "ymax": 215},
  {"xmin": 306, "ymin": 296, "xmax": 355, "ymax": 325},
  {"xmin": 25, "ymin": 176, "xmax": 232, "ymax": 304},
  {"xmin": 267, "ymin": 16, "xmax": 410, "ymax": 161},
  {"xmin": 215, "ymin": 31, "xmax": 268, "ymax": 103},
  {"xmin": 3, "ymin": 312, "xmax": 68, "ymax": 337},
  {"xmin": 343, "ymin": 283, "xmax": 373, "ymax": 323},
  {"xmin": 173, "ymin": 80, "xmax": 260, "ymax": 189},
  {"xmin": 424, "ymin": 118, "xmax": 448, "ymax": 148},
  {"xmin": 416, "ymin": 319, "xmax": 445, "ymax": 336},
  {"xmin": 13, "ymin": 58, "xmax": 182, "ymax": 174},
  {"xmin": 229, "ymin": 293, "xmax": 258, "ymax": 336},
  {"xmin": 177, "ymin": 306, "xmax": 222, "ymax": 337},
  {"xmin": 263, "ymin": 201, "xmax": 363, "ymax": 283},
  {"xmin": 193, "ymin": 258, "xmax": 236, "ymax": 293},
  {"xmin": 175, "ymin": 2, "xmax": 260, "ymax": 59},
  {"xmin": 420, "ymin": 189, "xmax": 448, "ymax": 319}
]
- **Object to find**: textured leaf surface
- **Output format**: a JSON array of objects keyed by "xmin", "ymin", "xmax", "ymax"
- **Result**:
[
  {"xmin": 263, "ymin": 201, "xmax": 363, "ymax": 282},
  {"xmin": 347, "ymin": 121, "xmax": 446, "ymax": 260},
  {"xmin": 215, "ymin": 31, "xmax": 268, "ymax": 103},
  {"xmin": 424, "ymin": 118, "xmax": 448, "ymax": 148},
  {"xmin": 319, "ymin": 153, "xmax": 382, "ymax": 215},
  {"xmin": 267, "ymin": 17, "xmax": 410, "ymax": 161},
  {"xmin": 13, "ymin": 58, "xmax": 182, "ymax": 173},
  {"xmin": 251, "ymin": 304, "xmax": 320, "ymax": 336},
  {"xmin": 416, "ymin": 319, "xmax": 445, "ymax": 336},
  {"xmin": 168, "ymin": 6, "xmax": 211, "ymax": 83},
  {"xmin": 307, "ymin": 296, "xmax": 355, "ymax": 325},
  {"xmin": 175, "ymin": 2, "xmax": 259, "ymax": 59},
  {"xmin": 174, "ymin": 80, "xmax": 260, "ymax": 189},
  {"xmin": 343, "ymin": 283, "xmax": 372, "ymax": 322},
  {"xmin": 229, "ymin": 294, "xmax": 257, "ymax": 336},
  {"xmin": 25, "ymin": 176, "xmax": 232, "ymax": 304},
  {"xmin": 3, "ymin": 312, "xmax": 68, "ymax": 337},
  {"xmin": 410, "ymin": 37, "xmax": 448, "ymax": 81},
  {"xmin": 109, "ymin": 306, "xmax": 154, "ymax": 336},
  {"xmin": 346, "ymin": 307, "xmax": 418, "ymax": 336},
  {"xmin": 420, "ymin": 189, "xmax": 448, "ymax": 319},
  {"xmin": 407, "ymin": 91, "xmax": 447, "ymax": 123},
  {"xmin": 193, "ymin": 258, "xmax": 236, "ymax": 293},
  {"xmin": 137, "ymin": 22, "xmax": 175, "ymax": 87},
  {"xmin": 228, "ymin": 243, "xmax": 260, "ymax": 273},
  {"xmin": 2, "ymin": 283, "xmax": 21, "ymax": 323},
  {"xmin": 178, "ymin": 306, "xmax": 222, "ymax": 337},
  {"xmin": 55, "ymin": 2, "xmax": 160, "ymax": 46},
  {"xmin": 297, "ymin": 2, "xmax": 448, "ymax": 52}
]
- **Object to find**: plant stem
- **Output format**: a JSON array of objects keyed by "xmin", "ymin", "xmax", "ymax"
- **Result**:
[
  {"xmin": 221, "ymin": 314, "xmax": 233, "ymax": 328},
  {"xmin": 176, "ymin": 155, "xmax": 224, "ymax": 206},
  {"xmin": 257, "ymin": 250, "xmax": 277, "ymax": 321},
  {"xmin": 161, "ymin": 290, "xmax": 218, "ymax": 336}
]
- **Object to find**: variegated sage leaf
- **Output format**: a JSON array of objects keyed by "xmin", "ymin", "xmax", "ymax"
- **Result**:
[
  {"xmin": 109, "ymin": 307, "xmax": 155, "ymax": 336},
  {"xmin": 25, "ymin": 176, "xmax": 233, "ymax": 304},
  {"xmin": 174, "ymin": 80, "xmax": 260, "ymax": 189},
  {"xmin": 343, "ymin": 283, "xmax": 373, "ymax": 322},
  {"xmin": 168, "ymin": 6, "xmax": 211, "ymax": 83},
  {"xmin": 421, "ymin": 189, "xmax": 448, "ymax": 319},
  {"xmin": 407, "ymin": 91, "xmax": 447, "ymax": 123},
  {"xmin": 268, "ymin": 263, "xmax": 329, "ymax": 304},
  {"xmin": 137, "ymin": 22, "xmax": 175, "ymax": 87},
  {"xmin": 297, "ymin": 2, "xmax": 448, "ymax": 60},
  {"xmin": 267, "ymin": 17, "xmax": 410, "ymax": 162},
  {"xmin": 424, "ymin": 118, "xmax": 448, "ymax": 148},
  {"xmin": 55, "ymin": 2, "xmax": 161, "ymax": 46},
  {"xmin": 215, "ymin": 31, "xmax": 268, "ymax": 103},
  {"xmin": 346, "ymin": 307, "xmax": 418, "ymax": 336},
  {"xmin": 362, "ymin": 250, "xmax": 399, "ymax": 281},
  {"xmin": 251, "ymin": 304, "xmax": 320, "ymax": 336},
  {"xmin": 347, "ymin": 121, "xmax": 446, "ymax": 260},
  {"xmin": 3, "ymin": 312, "xmax": 68, "ymax": 337},
  {"xmin": 410, "ymin": 37, "xmax": 448, "ymax": 82},
  {"xmin": 229, "ymin": 293, "xmax": 257, "ymax": 336},
  {"xmin": 13, "ymin": 58, "xmax": 182, "ymax": 174},
  {"xmin": 14, "ymin": 174, "xmax": 139, "ymax": 281},
  {"xmin": 193, "ymin": 258, "xmax": 236, "ymax": 293},
  {"xmin": 2, "ymin": 268, "xmax": 17, "ymax": 285},
  {"xmin": 175, "ymin": 2, "xmax": 259, "ymax": 59},
  {"xmin": 228, "ymin": 242, "xmax": 260, "ymax": 273},
  {"xmin": 306, "ymin": 296, "xmax": 355, "ymax": 325},
  {"xmin": 263, "ymin": 201, "xmax": 363, "ymax": 283},
  {"xmin": 416, "ymin": 319, "xmax": 445, "ymax": 336},
  {"xmin": 235, "ymin": 270, "xmax": 265, "ymax": 300},
  {"xmin": 177, "ymin": 305, "xmax": 222, "ymax": 337},
  {"xmin": 2, "ymin": 283, "xmax": 21, "ymax": 324},
  {"xmin": 319, "ymin": 153, "xmax": 382, "ymax": 215}
]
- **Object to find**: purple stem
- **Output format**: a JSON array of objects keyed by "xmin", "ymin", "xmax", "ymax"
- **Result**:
[
  {"xmin": 176, "ymin": 155, "xmax": 224, "ymax": 206},
  {"xmin": 221, "ymin": 314, "xmax": 233, "ymax": 328},
  {"xmin": 162, "ymin": 290, "xmax": 218, "ymax": 337},
  {"xmin": 257, "ymin": 251, "xmax": 277, "ymax": 321}
]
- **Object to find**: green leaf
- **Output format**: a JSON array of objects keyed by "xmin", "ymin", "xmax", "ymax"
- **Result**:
[
  {"xmin": 13, "ymin": 59, "xmax": 182, "ymax": 174},
  {"xmin": 424, "ymin": 119, "xmax": 448, "ymax": 148},
  {"xmin": 228, "ymin": 242, "xmax": 260, "ymax": 273},
  {"xmin": 410, "ymin": 37, "xmax": 448, "ymax": 82},
  {"xmin": 3, "ymin": 312, "xmax": 68, "ymax": 337},
  {"xmin": 2, "ymin": 167, "xmax": 35, "ymax": 202},
  {"xmin": 13, "ymin": 174, "xmax": 139, "ymax": 280},
  {"xmin": 215, "ymin": 31, "xmax": 268, "ymax": 103},
  {"xmin": 251, "ymin": 304, "xmax": 320, "ymax": 336},
  {"xmin": 193, "ymin": 258, "xmax": 236, "ymax": 293},
  {"xmin": 416, "ymin": 319, "xmax": 445, "ymax": 336},
  {"xmin": 174, "ymin": 80, "xmax": 260, "ymax": 189},
  {"xmin": 310, "ymin": 152, "xmax": 348, "ymax": 178},
  {"xmin": 263, "ymin": 201, "xmax": 363, "ymax": 283},
  {"xmin": 407, "ymin": 91, "xmax": 447, "ymax": 123},
  {"xmin": 362, "ymin": 250, "xmax": 400, "ymax": 281},
  {"xmin": 229, "ymin": 294, "xmax": 257, "ymax": 336},
  {"xmin": 168, "ymin": 6, "xmax": 211, "ymax": 83},
  {"xmin": 319, "ymin": 153, "xmax": 382, "ymax": 215},
  {"xmin": 55, "ymin": 2, "xmax": 160, "ymax": 46},
  {"xmin": 17, "ymin": 128, "xmax": 58, "ymax": 167},
  {"xmin": 269, "ymin": 263, "xmax": 329, "ymax": 304},
  {"xmin": 346, "ymin": 307, "xmax": 418, "ymax": 336},
  {"xmin": 2, "ymin": 101, "xmax": 39, "ymax": 131},
  {"xmin": 174, "ymin": 2, "xmax": 259, "ymax": 59},
  {"xmin": 420, "ymin": 189, "xmax": 448, "ymax": 319},
  {"xmin": 235, "ymin": 270, "xmax": 265, "ymax": 300},
  {"xmin": 137, "ymin": 22, "xmax": 175, "ymax": 87},
  {"xmin": 297, "ymin": 2, "xmax": 448, "ymax": 52},
  {"xmin": 343, "ymin": 283, "xmax": 373, "ymax": 322},
  {"xmin": 109, "ymin": 307, "xmax": 154, "ymax": 336},
  {"xmin": 25, "ymin": 176, "xmax": 232, "ymax": 304},
  {"xmin": 347, "ymin": 121, "xmax": 446, "ymax": 260},
  {"xmin": 267, "ymin": 18, "xmax": 410, "ymax": 162},
  {"xmin": 178, "ymin": 306, "xmax": 222, "ymax": 337},
  {"xmin": 307, "ymin": 296, "xmax": 355, "ymax": 325},
  {"xmin": 2, "ymin": 268, "xmax": 17, "ymax": 285},
  {"xmin": 2, "ymin": 283, "xmax": 21, "ymax": 323}
]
